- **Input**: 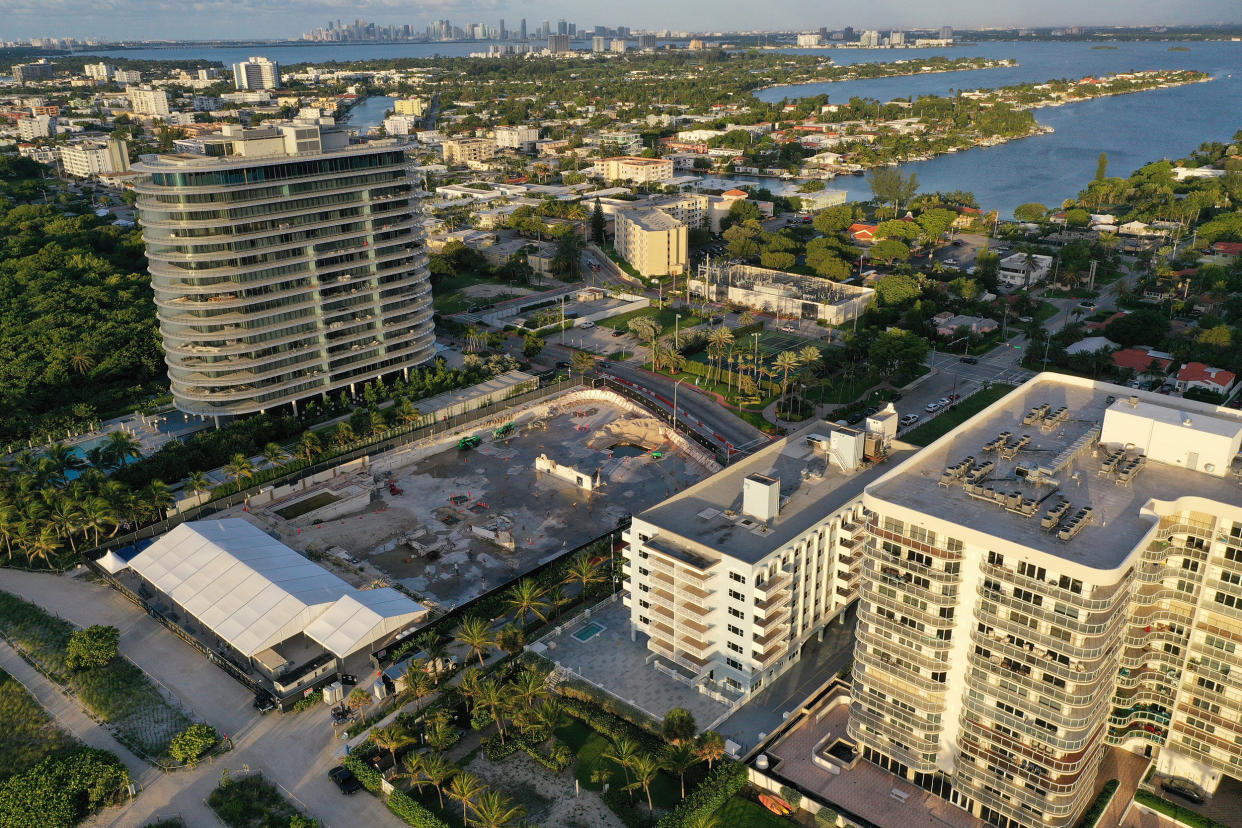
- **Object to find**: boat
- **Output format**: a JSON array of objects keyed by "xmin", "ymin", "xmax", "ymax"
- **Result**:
[{"xmin": 759, "ymin": 793, "xmax": 793, "ymax": 815}]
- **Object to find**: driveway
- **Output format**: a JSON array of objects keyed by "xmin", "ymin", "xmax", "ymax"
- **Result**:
[{"xmin": 0, "ymin": 569, "xmax": 404, "ymax": 828}]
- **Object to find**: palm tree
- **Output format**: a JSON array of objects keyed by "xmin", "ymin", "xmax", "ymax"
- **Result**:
[
  {"xmin": 773, "ymin": 349, "xmax": 802, "ymax": 418},
  {"xmin": 394, "ymin": 399, "xmax": 422, "ymax": 427},
  {"xmin": 545, "ymin": 583, "xmax": 569, "ymax": 620},
  {"xmin": 369, "ymin": 409, "xmax": 388, "ymax": 435},
  {"xmin": 694, "ymin": 730, "xmax": 726, "ymax": 770},
  {"xmin": 448, "ymin": 771, "xmax": 486, "ymax": 825},
  {"xmin": 682, "ymin": 812, "xmax": 722, "ymax": 828},
  {"xmin": 104, "ymin": 430, "xmax": 142, "ymax": 467},
  {"xmin": 185, "ymin": 470, "xmax": 213, "ymax": 498},
  {"xmin": 505, "ymin": 578, "xmax": 548, "ymax": 627},
  {"xmin": 333, "ymin": 422, "xmax": 356, "ymax": 449},
  {"xmin": 421, "ymin": 753, "xmax": 457, "ymax": 809},
  {"xmin": 512, "ymin": 669, "xmax": 548, "ymax": 711},
  {"xmin": 144, "ymin": 480, "xmax": 174, "ymax": 521},
  {"xmin": 456, "ymin": 666, "xmax": 484, "ymax": 711},
  {"xmin": 42, "ymin": 443, "xmax": 84, "ymax": 485},
  {"xmin": 415, "ymin": 631, "xmax": 446, "ymax": 680},
  {"xmin": 0, "ymin": 502, "xmax": 19, "ymax": 560},
  {"xmin": 563, "ymin": 550, "xmax": 603, "ymax": 598},
  {"xmin": 399, "ymin": 752, "xmax": 427, "ymax": 795},
  {"xmin": 69, "ymin": 352, "xmax": 95, "ymax": 375},
  {"xmin": 24, "ymin": 526, "xmax": 61, "ymax": 567},
  {"xmin": 222, "ymin": 453, "xmax": 255, "ymax": 492},
  {"xmin": 455, "ymin": 616, "xmax": 494, "ymax": 668},
  {"xmin": 476, "ymin": 678, "xmax": 510, "ymax": 744},
  {"xmin": 530, "ymin": 698, "xmax": 562, "ymax": 741},
  {"xmin": 664, "ymin": 742, "xmax": 699, "ymax": 799},
  {"xmin": 469, "ymin": 789, "xmax": 525, "ymax": 828},
  {"xmin": 404, "ymin": 666, "xmax": 434, "ymax": 710},
  {"xmin": 297, "ymin": 430, "xmax": 322, "ymax": 463},
  {"xmin": 625, "ymin": 753, "xmax": 665, "ymax": 814},
  {"xmin": 48, "ymin": 499, "xmax": 83, "ymax": 553},
  {"xmin": 80, "ymin": 497, "xmax": 117, "ymax": 546},
  {"xmin": 603, "ymin": 737, "xmax": 640, "ymax": 798},
  {"xmin": 262, "ymin": 442, "xmax": 289, "ymax": 469},
  {"xmin": 373, "ymin": 723, "xmax": 412, "ymax": 766}
]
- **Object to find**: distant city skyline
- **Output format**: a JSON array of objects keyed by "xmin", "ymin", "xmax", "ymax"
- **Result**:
[{"xmin": 5, "ymin": 1, "xmax": 1241, "ymax": 42}]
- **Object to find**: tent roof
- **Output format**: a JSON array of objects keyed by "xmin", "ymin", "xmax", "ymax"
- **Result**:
[
  {"xmin": 127, "ymin": 519, "xmax": 353, "ymax": 657},
  {"xmin": 304, "ymin": 588, "xmax": 426, "ymax": 658}
]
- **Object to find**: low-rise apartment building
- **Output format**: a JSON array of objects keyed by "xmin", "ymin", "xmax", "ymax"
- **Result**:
[
  {"xmin": 997, "ymin": 253, "xmax": 1054, "ymax": 292},
  {"xmin": 623, "ymin": 417, "xmax": 908, "ymax": 697},
  {"xmin": 441, "ymin": 137, "xmax": 497, "ymax": 165},
  {"xmin": 592, "ymin": 155, "xmax": 674, "ymax": 184},
  {"xmin": 495, "ymin": 125, "xmax": 540, "ymax": 152},
  {"xmin": 59, "ymin": 138, "xmax": 129, "ymax": 178},
  {"xmin": 688, "ymin": 261, "xmax": 875, "ymax": 325},
  {"xmin": 614, "ymin": 208, "xmax": 688, "ymax": 277},
  {"xmin": 849, "ymin": 374, "xmax": 1242, "ymax": 828}
]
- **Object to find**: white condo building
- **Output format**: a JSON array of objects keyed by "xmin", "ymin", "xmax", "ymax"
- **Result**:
[
  {"xmin": 59, "ymin": 138, "xmax": 129, "ymax": 178},
  {"xmin": 128, "ymin": 85, "xmax": 170, "ymax": 118},
  {"xmin": 133, "ymin": 122, "xmax": 433, "ymax": 420},
  {"xmin": 849, "ymin": 374, "xmax": 1242, "ymax": 828},
  {"xmin": 624, "ymin": 414, "xmax": 909, "ymax": 697},
  {"xmin": 233, "ymin": 56, "xmax": 281, "ymax": 90}
]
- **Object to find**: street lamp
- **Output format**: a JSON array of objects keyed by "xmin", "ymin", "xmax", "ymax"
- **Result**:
[{"xmin": 675, "ymin": 314, "xmax": 682, "ymax": 349}]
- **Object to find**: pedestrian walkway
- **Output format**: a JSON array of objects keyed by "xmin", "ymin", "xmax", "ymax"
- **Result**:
[{"xmin": 0, "ymin": 638, "xmax": 154, "ymax": 785}]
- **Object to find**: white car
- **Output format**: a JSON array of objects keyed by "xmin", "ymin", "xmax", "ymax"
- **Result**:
[
  {"xmin": 900, "ymin": 414, "xmax": 920, "ymax": 427},
  {"xmin": 936, "ymin": 397, "xmax": 951, "ymax": 408},
  {"xmin": 925, "ymin": 402, "xmax": 943, "ymax": 413},
  {"xmin": 578, "ymin": 320, "xmax": 594, "ymax": 328}
]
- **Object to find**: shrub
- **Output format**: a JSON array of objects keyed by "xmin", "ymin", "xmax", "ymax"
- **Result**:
[
  {"xmin": 655, "ymin": 761, "xmax": 748, "ymax": 828},
  {"xmin": 65, "ymin": 625, "xmax": 119, "ymax": 670},
  {"xmin": 385, "ymin": 789, "xmax": 452, "ymax": 828},
  {"xmin": 0, "ymin": 747, "xmax": 131, "ymax": 828},
  {"xmin": 779, "ymin": 785, "xmax": 803, "ymax": 810},
  {"xmin": 1134, "ymin": 789, "xmax": 1228, "ymax": 828},
  {"xmin": 557, "ymin": 693, "xmax": 663, "ymax": 755},
  {"xmin": 815, "ymin": 806, "xmax": 839, "ymax": 826},
  {"xmin": 1075, "ymin": 779, "xmax": 1117, "ymax": 828},
  {"xmin": 169, "ymin": 723, "xmax": 219, "ymax": 766}
]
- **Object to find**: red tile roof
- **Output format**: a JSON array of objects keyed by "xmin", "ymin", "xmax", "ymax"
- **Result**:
[
  {"xmin": 722, "ymin": 188, "xmax": 749, "ymax": 198},
  {"xmin": 1212, "ymin": 242, "xmax": 1242, "ymax": 256},
  {"xmin": 1177, "ymin": 362, "xmax": 1237, "ymax": 389},
  {"xmin": 848, "ymin": 223, "xmax": 877, "ymax": 240},
  {"xmin": 1112, "ymin": 348, "xmax": 1171, "ymax": 373}
]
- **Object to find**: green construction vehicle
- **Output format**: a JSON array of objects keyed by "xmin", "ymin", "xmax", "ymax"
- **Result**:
[
  {"xmin": 493, "ymin": 421, "xmax": 515, "ymax": 439},
  {"xmin": 457, "ymin": 435, "xmax": 482, "ymax": 450}
]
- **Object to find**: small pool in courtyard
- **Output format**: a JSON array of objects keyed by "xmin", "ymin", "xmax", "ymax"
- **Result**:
[{"xmin": 571, "ymin": 621, "xmax": 605, "ymax": 642}]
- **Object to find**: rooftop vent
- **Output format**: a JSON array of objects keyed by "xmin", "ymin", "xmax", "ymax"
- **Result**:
[{"xmin": 743, "ymin": 474, "xmax": 780, "ymax": 523}]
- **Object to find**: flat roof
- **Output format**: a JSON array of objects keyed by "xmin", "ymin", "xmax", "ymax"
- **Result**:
[
  {"xmin": 868, "ymin": 375, "xmax": 1242, "ymax": 571},
  {"xmin": 638, "ymin": 424, "xmax": 914, "ymax": 565},
  {"xmin": 620, "ymin": 208, "xmax": 682, "ymax": 231}
]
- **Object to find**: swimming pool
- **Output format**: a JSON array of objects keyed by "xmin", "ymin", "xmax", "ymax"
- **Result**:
[{"xmin": 571, "ymin": 621, "xmax": 605, "ymax": 642}]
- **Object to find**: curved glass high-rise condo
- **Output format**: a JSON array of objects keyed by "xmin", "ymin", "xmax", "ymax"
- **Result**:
[{"xmin": 134, "ymin": 122, "xmax": 434, "ymax": 420}]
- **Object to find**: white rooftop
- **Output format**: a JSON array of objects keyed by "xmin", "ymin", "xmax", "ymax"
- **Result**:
[{"xmin": 127, "ymin": 520, "xmax": 424, "ymax": 658}]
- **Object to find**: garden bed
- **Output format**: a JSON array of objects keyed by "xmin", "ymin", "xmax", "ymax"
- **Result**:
[
  {"xmin": 208, "ymin": 773, "xmax": 316, "ymax": 828},
  {"xmin": 0, "ymin": 589, "xmax": 194, "ymax": 764},
  {"xmin": 0, "ymin": 667, "xmax": 76, "ymax": 779}
]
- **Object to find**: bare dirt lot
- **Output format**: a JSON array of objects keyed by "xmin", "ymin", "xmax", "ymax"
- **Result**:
[{"xmin": 273, "ymin": 396, "xmax": 711, "ymax": 610}]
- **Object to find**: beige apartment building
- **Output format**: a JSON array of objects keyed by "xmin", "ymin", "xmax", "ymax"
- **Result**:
[
  {"xmin": 441, "ymin": 137, "xmax": 497, "ymax": 165},
  {"xmin": 133, "ymin": 122, "xmax": 434, "ymax": 420},
  {"xmin": 849, "ymin": 373, "xmax": 1242, "ymax": 828},
  {"xmin": 393, "ymin": 97, "xmax": 426, "ymax": 117},
  {"xmin": 624, "ymin": 414, "xmax": 906, "ymax": 697},
  {"xmin": 614, "ymin": 208, "xmax": 688, "ymax": 277},
  {"xmin": 59, "ymin": 138, "xmax": 129, "ymax": 179},
  {"xmin": 127, "ymin": 85, "xmax": 170, "ymax": 117},
  {"xmin": 592, "ymin": 155, "xmax": 674, "ymax": 184}
]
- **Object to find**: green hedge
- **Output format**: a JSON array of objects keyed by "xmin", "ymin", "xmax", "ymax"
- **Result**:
[
  {"xmin": 343, "ymin": 748, "xmax": 451, "ymax": 828},
  {"xmin": 482, "ymin": 732, "xmax": 572, "ymax": 772},
  {"xmin": 0, "ymin": 747, "xmax": 131, "ymax": 828},
  {"xmin": 1135, "ymin": 789, "xmax": 1229, "ymax": 828},
  {"xmin": 1075, "ymin": 779, "xmax": 1118, "ymax": 828},
  {"xmin": 655, "ymin": 761, "xmax": 748, "ymax": 828},
  {"xmin": 557, "ymin": 694, "xmax": 663, "ymax": 755}
]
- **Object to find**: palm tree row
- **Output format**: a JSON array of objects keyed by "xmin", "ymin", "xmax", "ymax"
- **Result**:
[
  {"xmin": 398, "ymin": 748, "xmax": 527, "ymax": 828},
  {"xmin": 1, "ymin": 440, "xmax": 172, "ymax": 566},
  {"xmin": 599, "ymin": 728, "xmax": 726, "ymax": 813}
]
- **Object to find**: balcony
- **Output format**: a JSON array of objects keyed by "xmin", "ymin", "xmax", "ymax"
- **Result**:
[
  {"xmin": 754, "ymin": 572, "xmax": 792, "ymax": 601},
  {"xmin": 751, "ymin": 642, "xmax": 786, "ymax": 671}
]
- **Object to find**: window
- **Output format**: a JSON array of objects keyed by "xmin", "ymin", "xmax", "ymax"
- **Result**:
[
  {"xmin": 988, "ymin": 551, "xmax": 1004, "ymax": 567},
  {"xmin": 1186, "ymin": 716, "xmax": 1216, "ymax": 735},
  {"xmin": 728, "ymin": 624, "xmax": 743, "ymax": 637},
  {"xmin": 1205, "ymin": 634, "xmax": 1236, "ymax": 654},
  {"xmin": 1050, "ymin": 626, "xmax": 1071, "ymax": 643},
  {"xmin": 939, "ymin": 606, "xmax": 955, "ymax": 619},
  {"xmin": 729, "ymin": 589, "xmax": 745, "ymax": 602},
  {"xmin": 1177, "ymin": 579, "xmax": 1197, "ymax": 595},
  {"xmin": 1057, "ymin": 575, "xmax": 1083, "ymax": 594},
  {"xmin": 639, "ymin": 615, "xmax": 650, "ymax": 625},
  {"xmin": 726, "ymin": 657, "xmax": 742, "ymax": 670},
  {"xmin": 884, "ymin": 517, "xmax": 904, "ymax": 535},
  {"xmin": 1226, "ymin": 546, "xmax": 1242, "ymax": 562},
  {"xmin": 908, "ymin": 550, "xmax": 932, "ymax": 568},
  {"xmin": 728, "ymin": 607, "xmax": 744, "ymax": 620},
  {"xmin": 1215, "ymin": 591, "xmax": 1240, "ymax": 610},
  {"xmin": 639, "ymin": 583, "xmax": 649, "ymax": 592},
  {"xmin": 639, "ymin": 599, "xmax": 650, "ymax": 609},
  {"xmin": 1192, "ymin": 697, "xmax": 1221, "ymax": 715},
  {"xmin": 944, "ymin": 561, "xmax": 961, "ymax": 575},
  {"xmin": 1010, "ymin": 611, "xmax": 1037, "ymax": 630},
  {"xmin": 1222, "ymin": 570, "xmax": 1242, "ymax": 587},
  {"xmin": 1197, "ymin": 677, "xmax": 1224, "ymax": 694},
  {"xmin": 1018, "ymin": 562, "xmax": 1046, "ymax": 581},
  {"xmin": 638, "ymin": 567, "xmax": 649, "ymax": 577},
  {"xmin": 1042, "ymin": 673, "xmax": 1066, "ymax": 689},
  {"xmin": 729, "ymin": 572, "xmax": 747, "ymax": 584},
  {"xmin": 931, "ymin": 671, "xmax": 947, "ymax": 683},
  {"xmin": 910, "ymin": 526, "xmax": 936, "ymax": 546},
  {"xmin": 727, "ymin": 641, "xmax": 743, "ymax": 654},
  {"xmin": 1183, "ymin": 558, "xmax": 1201, "ymax": 573},
  {"xmin": 1053, "ymin": 602, "xmax": 1079, "ymax": 621},
  {"xmin": 1013, "ymin": 587, "xmax": 1043, "ymax": 607},
  {"xmin": 947, "ymin": 538, "xmax": 964, "ymax": 553}
]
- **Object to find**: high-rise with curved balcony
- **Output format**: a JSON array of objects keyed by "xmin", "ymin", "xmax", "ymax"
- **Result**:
[{"xmin": 134, "ymin": 122, "xmax": 434, "ymax": 421}]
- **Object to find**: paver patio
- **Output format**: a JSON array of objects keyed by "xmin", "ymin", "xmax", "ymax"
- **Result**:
[{"xmin": 535, "ymin": 597, "xmax": 729, "ymax": 728}]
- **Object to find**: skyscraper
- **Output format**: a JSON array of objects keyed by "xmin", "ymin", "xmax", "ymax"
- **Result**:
[
  {"xmin": 557, "ymin": 18, "xmax": 567, "ymax": 35},
  {"xmin": 498, "ymin": 19, "xmax": 505, "ymax": 39},
  {"xmin": 133, "ymin": 122, "xmax": 434, "ymax": 421},
  {"xmin": 940, "ymin": 25, "xmax": 954, "ymax": 40},
  {"xmin": 520, "ymin": 18, "xmax": 527, "ymax": 40},
  {"xmin": 849, "ymin": 375, "xmax": 1242, "ymax": 828}
]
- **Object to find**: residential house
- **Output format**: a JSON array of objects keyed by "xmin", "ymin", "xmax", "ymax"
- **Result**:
[
  {"xmin": 1176, "ymin": 363, "xmax": 1237, "ymax": 396},
  {"xmin": 1111, "ymin": 346, "xmax": 1173, "ymax": 377},
  {"xmin": 934, "ymin": 314, "xmax": 998, "ymax": 338}
]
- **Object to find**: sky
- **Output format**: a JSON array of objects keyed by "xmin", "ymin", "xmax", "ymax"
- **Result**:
[{"xmin": 8, "ymin": 0, "xmax": 1241, "ymax": 41}]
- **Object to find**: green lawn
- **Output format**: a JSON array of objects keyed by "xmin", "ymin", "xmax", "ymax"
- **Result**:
[
  {"xmin": 208, "ymin": 774, "xmax": 312, "ymax": 828},
  {"xmin": 597, "ymin": 306, "xmax": 704, "ymax": 331},
  {"xmin": 901, "ymin": 383, "xmax": 1018, "ymax": 446},
  {"xmin": 712, "ymin": 795, "xmax": 797, "ymax": 827},
  {"xmin": 0, "ymin": 668, "xmax": 76, "ymax": 780},
  {"xmin": 554, "ymin": 719, "xmax": 689, "ymax": 810},
  {"xmin": 1134, "ymin": 790, "xmax": 1229, "ymax": 828}
]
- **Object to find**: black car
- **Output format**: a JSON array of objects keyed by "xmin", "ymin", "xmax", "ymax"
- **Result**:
[
  {"xmin": 252, "ymin": 692, "xmax": 276, "ymax": 714},
  {"xmin": 555, "ymin": 360, "xmax": 571, "ymax": 369},
  {"xmin": 959, "ymin": 356, "xmax": 979, "ymax": 364},
  {"xmin": 612, "ymin": 329, "xmax": 626, "ymax": 337},
  {"xmin": 1161, "ymin": 778, "xmax": 1206, "ymax": 805},
  {"xmin": 328, "ymin": 766, "xmax": 363, "ymax": 795}
]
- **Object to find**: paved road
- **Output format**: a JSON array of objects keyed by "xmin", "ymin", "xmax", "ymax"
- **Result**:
[
  {"xmin": 0, "ymin": 569, "xmax": 404, "ymax": 828},
  {"xmin": 599, "ymin": 360, "xmax": 770, "ymax": 456}
]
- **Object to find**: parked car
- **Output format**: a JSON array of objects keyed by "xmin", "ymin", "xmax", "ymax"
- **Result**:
[
  {"xmin": 900, "ymin": 414, "xmax": 920, "ymax": 427},
  {"xmin": 1161, "ymin": 778, "xmax": 1206, "ymax": 805},
  {"xmin": 328, "ymin": 766, "xmax": 362, "ymax": 795},
  {"xmin": 611, "ymin": 329, "xmax": 626, "ymax": 337},
  {"xmin": 578, "ymin": 320, "xmax": 595, "ymax": 328},
  {"xmin": 947, "ymin": 393, "xmax": 961, "ymax": 403},
  {"xmin": 959, "ymin": 356, "xmax": 979, "ymax": 364},
  {"xmin": 925, "ymin": 402, "xmax": 943, "ymax": 413},
  {"xmin": 936, "ymin": 397, "xmax": 951, "ymax": 408},
  {"xmin": 252, "ymin": 692, "xmax": 276, "ymax": 714},
  {"xmin": 1078, "ymin": 301, "xmax": 1097, "ymax": 311}
]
